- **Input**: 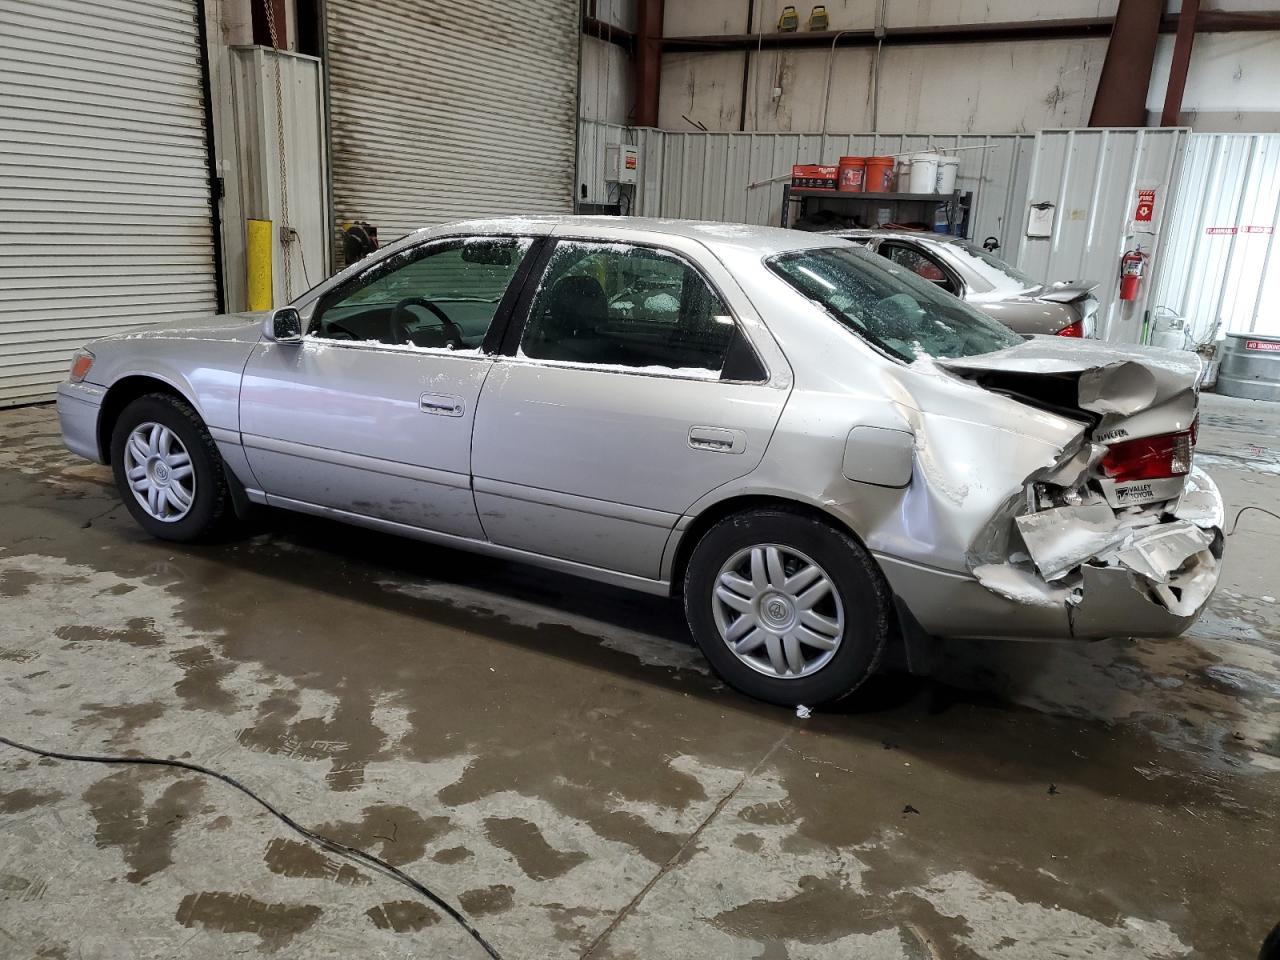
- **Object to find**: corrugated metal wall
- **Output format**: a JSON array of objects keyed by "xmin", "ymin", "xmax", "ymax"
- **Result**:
[
  {"xmin": 1150, "ymin": 133, "xmax": 1280, "ymax": 340},
  {"xmin": 325, "ymin": 0, "xmax": 579, "ymax": 247},
  {"xmin": 578, "ymin": 121, "xmax": 1036, "ymax": 252},
  {"xmin": 1015, "ymin": 128, "xmax": 1188, "ymax": 343},
  {"xmin": 0, "ymin": 0, "xmax": 219, "ymax": 407}
]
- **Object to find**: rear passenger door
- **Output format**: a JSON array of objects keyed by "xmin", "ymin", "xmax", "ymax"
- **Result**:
[{"xmin": 469, "ymin": 237, "xmax": 791, "ymax": 582}]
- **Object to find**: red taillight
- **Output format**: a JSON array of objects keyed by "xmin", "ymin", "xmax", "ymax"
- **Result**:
[
  {"xmin": 1101, "ymin": 430, "xmax": 1194, "ymax": 481},
  {"xmin": 1056, "ymin": 319, "xmax": 1085, "ymax": 338}
]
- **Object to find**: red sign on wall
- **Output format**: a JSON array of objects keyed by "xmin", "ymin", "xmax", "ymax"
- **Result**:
[
  {"xmin": 1134, "ymin": 189, "xmax": 1156, "ymax": 222},
  {"xmin": 1205, "ymin": 226, "xmax": 1238, "ymax": 235},
  {"xmin": 1246, "ymin": 340, "xmax": 1280, "ymax": 352}
]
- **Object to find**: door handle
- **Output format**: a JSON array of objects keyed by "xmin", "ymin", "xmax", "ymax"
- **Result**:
[
  {"xmin": 689, "ymin": 425, "xmax": 745, "ymax": 454},
  {"xmin": 420, "ymin": 393, "xmax": 464, "ymax": 417}
]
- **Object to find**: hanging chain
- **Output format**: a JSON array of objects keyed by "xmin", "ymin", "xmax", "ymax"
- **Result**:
[{"xmin": 262, "ymin": 0, "xmax": 293, "ymax": 298}]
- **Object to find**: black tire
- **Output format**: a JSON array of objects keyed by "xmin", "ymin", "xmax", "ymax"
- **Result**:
[
  {"xmin": 684, "ymin": 507, "xmax": 891, "ymax": 706},
  {"xmin": 109, "ymin": 393, "xmax": 233, "ymax": 542}
]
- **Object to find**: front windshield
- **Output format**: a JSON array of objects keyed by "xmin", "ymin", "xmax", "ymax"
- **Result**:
[
  {"xmin": 768, "ymin": 245, "xmax": 1023, "ymax": 361},
  {"xmin": 948, "ymin": 240, "xmax": 1039, "ymax": 290}
]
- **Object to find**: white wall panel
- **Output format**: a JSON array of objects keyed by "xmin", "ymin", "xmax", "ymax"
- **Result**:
[
  {"xmin": 1151, "ymin": 133, "xmax": 1280, "ymax": 339},
  {"xmin": 1016, "ymin": 128, "xmax": 1188, "ymax": 344},
  {"xmin": 0, "ymin": 0, "xmax": 218, "ymax": 407}
]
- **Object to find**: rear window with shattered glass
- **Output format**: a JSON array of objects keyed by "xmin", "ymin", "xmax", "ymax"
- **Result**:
[{"xmin": 767, "ymin": 245, "xmax": 1022, "ymax": 362}]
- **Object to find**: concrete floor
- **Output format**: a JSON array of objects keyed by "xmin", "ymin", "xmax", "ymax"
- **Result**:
[{"xmin": 1, "ymin": 393, "xmax": 1278, "ymax": 960}]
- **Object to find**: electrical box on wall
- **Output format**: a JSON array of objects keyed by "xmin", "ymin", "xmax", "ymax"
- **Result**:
[{"xmin": 605, "ymin": 144, "xmax": 639, "ymax": 185}]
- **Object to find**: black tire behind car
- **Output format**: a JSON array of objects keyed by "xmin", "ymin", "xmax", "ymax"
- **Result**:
[
  {"xmin": 684, "ymin": 507, "xmax": 891, "ymax": 706},
  {"xmin": 109, "ymin": 393, "xmax": 233, "ymax": 542}
]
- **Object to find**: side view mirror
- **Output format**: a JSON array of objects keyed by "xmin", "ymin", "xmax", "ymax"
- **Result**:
[{"xmin": 264, "ymin": 306, "xmax": 303, "ymax": 343}]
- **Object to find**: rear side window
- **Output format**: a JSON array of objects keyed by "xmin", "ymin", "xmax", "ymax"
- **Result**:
[
  {"xmin": 878, "ymin": 242, "xmax": 957, "ymax": 295},
  {"xmin": 768, "ymin": 245, "xmax": 1021, "ymax": 362},
  {"xmin": 518, "ymin": 241, "xmax": 744, "ymax": 377}
]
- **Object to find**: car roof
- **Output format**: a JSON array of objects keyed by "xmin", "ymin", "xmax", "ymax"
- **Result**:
[
  {"xmin": 425, "ymin": 216, "xmax": 850, "ymax": 256},
  {"xmin": 823, "ymin": 227, "xmax": 964, "ymax": 245}
]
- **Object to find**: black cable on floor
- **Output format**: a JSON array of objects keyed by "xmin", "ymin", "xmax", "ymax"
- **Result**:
[
  {"xmin": 0, "ymin": 734, "xmax": 503, "ymax": 960},
  {"xmin": 1226, "ymin": 505, "xmax": 1280, "ymax": 536}
]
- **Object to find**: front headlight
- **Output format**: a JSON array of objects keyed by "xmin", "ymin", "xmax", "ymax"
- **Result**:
[{"xmin": 68, "ymin": 349, "xmax": 95, "ymax": 383}]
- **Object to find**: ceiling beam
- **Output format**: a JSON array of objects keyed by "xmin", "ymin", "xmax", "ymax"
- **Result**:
[
  {"xmin": 1162, "ymin": 0, "xmax": 1201, "ymax": 126},
  {"xmin": 654, "ymin": 11, "xmax": 1280, "ymax": 53}
]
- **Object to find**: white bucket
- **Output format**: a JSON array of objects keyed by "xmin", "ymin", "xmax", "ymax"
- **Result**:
[
  {"xmin": 906, "ymin": 154, "xmax": 941, "ymax": 193},
  {"xmin": 935, "ymin": 156, "xmax": 960, "ymax": 194}
]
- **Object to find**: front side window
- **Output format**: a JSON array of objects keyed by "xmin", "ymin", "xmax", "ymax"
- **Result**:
[
  {"xmin": 768, "ymin": 245, "xmax": 1022, "ymax": 362},
  {"xmin": 518, "ymin": 241, "xmax": 738, "ymax": 376},
  {"xmin": 310, "ymin": 236, "xmax": 533, "ymax": 350}
]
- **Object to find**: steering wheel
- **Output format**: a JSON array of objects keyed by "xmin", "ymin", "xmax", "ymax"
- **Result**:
[{"xmin": 388, "ymin": 297, "xmax": 464, "ymax": 347}]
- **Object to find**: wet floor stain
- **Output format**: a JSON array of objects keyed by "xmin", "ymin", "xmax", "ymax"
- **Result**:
[
  {"xmin": 484, "ymin": 816, "xmax": 589, "ymax": 881},
  {"xmin": 54, "ymin": 618, "xmax": 164, "ymax": 648},
  {"xmin": 314, "ymin": 803, "xmax": 451, "ymax": 866},
  {"xmin": 365, "ymin": 899, "xmax": 439, "ymax": 932},
  {"xmin": 262, "ymin": 837, "xmax": 369, "ymax": 885},
  {"xmin": 431, "ymin": 845, "xmax": 473, "ymax": 864},
  {"xmin": 73, "ymin": 701, "xmax": 166, "ymax": 746},
  {"xmin": 459, "ymin": 883, "xmax": 515, "ymax": 916},
  {"xmin": 0, "ymin": 568, "xmax": 42, "ymax": 597},
  {"xmin": 175, "ymin": 891, "xmax": 323, "ymax": 950},
  {"xmin": 82, "ymin": 769, "xmax": 204, "ymax": 883},
  {"xmin": 170, "ymin": 644, "xmax": 238, "ymax": 713},
  {"xmin": 712, "ymin": 874, "xmax": 884, "ymax": 944}
]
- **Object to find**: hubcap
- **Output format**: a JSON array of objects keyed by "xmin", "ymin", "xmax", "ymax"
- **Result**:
[
  {"xmin": 123, "ymin": 422, "xmax": 195, "ymax": 523},
  {"xmin": 711, "ymin": 544, "xmax": 845, "ymax": 680}
]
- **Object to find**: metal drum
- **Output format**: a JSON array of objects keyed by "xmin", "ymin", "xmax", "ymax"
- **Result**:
[{"xmin": 1216, "ymin": 332, "xmax": 1280, "ymax": 401}]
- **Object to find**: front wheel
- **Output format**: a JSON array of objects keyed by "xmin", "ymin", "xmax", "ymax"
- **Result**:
[
  {"xmin": 109, "ymin": 393, "xmax": 233, "ymax": 542},
  {"xmin": 684, "ymin": 508, "xmax": 891, "ymax": 706}
]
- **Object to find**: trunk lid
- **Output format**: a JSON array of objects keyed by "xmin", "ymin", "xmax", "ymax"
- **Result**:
[
  {"xmin": 1034, "ymin": 280, "xmax": 1099, "ymax": 304},
  {"xmin": 937, "ymin": 337, "xmax": 1202, "ymax": 508}
]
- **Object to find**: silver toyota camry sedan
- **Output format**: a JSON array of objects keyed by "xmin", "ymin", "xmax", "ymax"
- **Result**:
[{"xmin": 56, "ymin": 217, "xmax": 1223, "ymax": 706}]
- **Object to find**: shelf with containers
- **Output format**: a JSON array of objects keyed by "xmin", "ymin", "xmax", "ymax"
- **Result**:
[{"xmin": 780, "ymin": 184, "xmax": 973, "ymax": 235}]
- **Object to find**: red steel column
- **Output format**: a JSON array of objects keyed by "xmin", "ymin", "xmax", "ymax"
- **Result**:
[
  {"xmin": 1161, "ymin": 0, "xmax": 1201, "ymax": 126},
  {"xmin": 633, "ymin": 0, "xmax": 664, "ymax": 128},
  {"xmin": 1088, "ymin": 0, "xmax": 1163, "ymax": 127}
]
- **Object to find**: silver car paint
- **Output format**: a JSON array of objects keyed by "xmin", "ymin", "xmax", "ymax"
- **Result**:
[
  {"xmin": 827, "ymin": 229, "xmax": 1099, "ymax": 337},
  {"xmin": 57, "ymin": 216, "xmax": 1222, "ymax": 644}
]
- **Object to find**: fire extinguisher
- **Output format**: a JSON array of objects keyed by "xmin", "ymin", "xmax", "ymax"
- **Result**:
[{"xmin": 1119, "ymin": 248, "xmax": 1147, "ymax": 301}]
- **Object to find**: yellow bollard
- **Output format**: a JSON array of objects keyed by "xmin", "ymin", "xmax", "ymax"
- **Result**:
[{"xmin": 247, "ymin": 219, "xmax": 273, "ymax": 311}]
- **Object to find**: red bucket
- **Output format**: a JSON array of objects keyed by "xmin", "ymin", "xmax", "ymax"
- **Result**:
[
  {"xmin": 837, "ymin": 156, "xmax": 866, "ymax": 192},
  {"xmin": 865, "ymin": 156, "xmax": 895, "ymax": 193}
]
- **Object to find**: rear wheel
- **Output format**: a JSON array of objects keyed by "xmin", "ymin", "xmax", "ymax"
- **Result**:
[
  {"xmin": 684, "ymin": 508, "xmax": 890, "ymax": 706},
  {"xmin": 109, "ymin": 393, "xmax": 233, "ymax": 542}
]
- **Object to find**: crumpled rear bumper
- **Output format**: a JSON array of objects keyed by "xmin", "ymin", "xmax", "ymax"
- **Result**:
[{"xmin": 881, "ymin": 466, "xmax": 1223, "ymax": 641}]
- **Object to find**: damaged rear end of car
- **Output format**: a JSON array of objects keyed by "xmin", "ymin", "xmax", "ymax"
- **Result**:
[{"xmin": 940, "ymin": 340, "xmax": 1224, "ymax": 638}]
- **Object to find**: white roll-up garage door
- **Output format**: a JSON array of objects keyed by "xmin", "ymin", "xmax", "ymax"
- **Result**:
[
  {"xmin": 325, "ymin": 0, "xmax": 579, "ymax": 247},
  {"xmin": 0, "ymin": 0, "xmax": 219, "ymax": 407}
]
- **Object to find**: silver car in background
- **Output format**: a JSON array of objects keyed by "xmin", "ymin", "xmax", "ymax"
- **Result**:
[
  {"xmin": 829, "ymin": 228, "xmax": 1100, "ymax": 338},
  {"xmin": 57, "ymin": 217, "xmax": 1221, "ymax": 707}
]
